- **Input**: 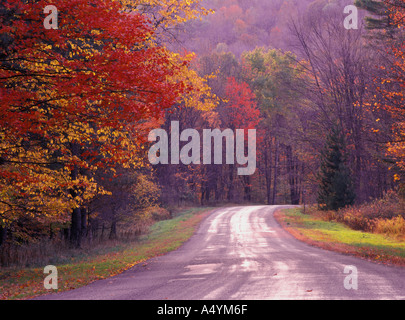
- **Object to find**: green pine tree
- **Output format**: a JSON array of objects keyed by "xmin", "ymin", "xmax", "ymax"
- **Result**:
[
  {"xmin": 355, "ymin": 0, "xmax": 389, "ymax": 29},
  {"xmin": 355, "ymin": 0, "xmax": 401, "ymax": 39},
  {"xmin": 317, "ymin": 126, "xmax": 356, "ymax": 211}
]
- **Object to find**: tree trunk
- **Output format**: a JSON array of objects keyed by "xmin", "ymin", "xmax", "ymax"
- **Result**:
[
  {"xmin": 69, "ymin": 142, "xmax": 82, "ymax": 248},
  {"xmin": 81, "ymin": 207, "xmax": 87, "ymax": 240},
  {"xmin": 70, "ymin": 207, "xmax": 82, "ymax": 248},
  {"xmin": 109, "ymin": 220, "xmax": 117, "ymax": 240},
  {"xmin": 272, "ymin": 140, "xmax": 279, "ymax": 205},
  {"xmin": 228, "ymin": 165, "xmax": 234, "ymax": 202},
  {"xmin": 101, "ymin": 223, "xmax": 105, "ymax": 240},
  {"xmin": 0, "ymin": 226, "xmax": 7, "ymax": 247},
  {"xmin": 264, "ymin": 137, "xmax": 272, "ymax": 205},
  {"xmin": 287, "ymin": 146, "xmax": 300, "ymax": 205},
  {"xmin": 243, "ymin": 175, "xmax": 252, "ymax": 202}
]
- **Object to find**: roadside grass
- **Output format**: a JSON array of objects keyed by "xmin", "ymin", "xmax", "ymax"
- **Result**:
[
  {"xmin": 275, "ymin": 208, "xmax": 405, "ymax": 267},
  {"xmin": 0, "ymin": 207, "xmax": 213, "ymax": 300}
]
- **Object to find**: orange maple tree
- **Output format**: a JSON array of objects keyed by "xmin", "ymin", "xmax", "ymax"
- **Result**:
[{"xmin": 379, "ymin": 1, "xmax": 405, "ymax": 178}]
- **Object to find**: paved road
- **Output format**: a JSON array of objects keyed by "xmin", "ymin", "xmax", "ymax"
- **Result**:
[{"xmin": 38, "ymin": 206, "xmax": 405, "ymax": 300}]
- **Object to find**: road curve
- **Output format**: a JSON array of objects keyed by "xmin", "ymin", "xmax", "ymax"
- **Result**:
[{"xmin": 38, "ymin": 206, "xmax": 405, "ymax": 300}]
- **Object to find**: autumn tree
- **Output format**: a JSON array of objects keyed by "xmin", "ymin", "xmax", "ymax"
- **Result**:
[
  {"xmin": 242, "ymin": 48, "xmax": 307, "ymax": 204},
  {"xmin": 222, "ymin": 77, "xmax": 260, "ymax": 201},
  {"xmin": 374, "ymin": 1, "xmax": 405, "ymax": 186},
  {"xmin": 0, "ymin": 0, "xmax": 215, "ymax": 246}
]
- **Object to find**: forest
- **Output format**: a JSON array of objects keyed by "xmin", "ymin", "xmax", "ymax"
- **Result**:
[{"xmin": 1, "ymin": 0, "xmax": 405, "ymax": 265}]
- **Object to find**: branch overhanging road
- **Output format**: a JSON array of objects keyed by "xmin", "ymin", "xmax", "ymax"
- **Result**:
[{"xmin": 38, "ymin": 206, "xmax": 405, "ymax": 300}]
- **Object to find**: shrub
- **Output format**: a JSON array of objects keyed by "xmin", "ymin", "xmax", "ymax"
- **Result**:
[
  {"xmin": 337, "ymin": 208, "xmax": 373, "ymax": 231},
  {"xmin": 336, "ymin": 190, "xmax": 403, "ymax": 223},
  {"xmin": 313, "ymin": 191, "xmax": 405, "ymax": 237},
  {"xmin": 150, "ymin": 207, "xmax": 172, "ymax": 221},
  {"xmin": 373, "ymin": 216, "xmax": 405, "ymax": 238}
]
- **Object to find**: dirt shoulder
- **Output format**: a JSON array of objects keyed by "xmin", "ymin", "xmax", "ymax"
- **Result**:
[{"xmin": 274, "ymin": 208, "xmax": 405, "ymax": 268}]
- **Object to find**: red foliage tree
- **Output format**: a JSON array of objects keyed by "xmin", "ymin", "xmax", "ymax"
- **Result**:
[
  {"xmin": 224, "ymin": 77, "xmax": 260, "ymax": 130},
  {"xmin": 223, "ymin": 77, "xmax": 260, "ymax": 200},
  {"xmin": 0, "ymin": 0, "xmax": 189, "ymax": 244}
]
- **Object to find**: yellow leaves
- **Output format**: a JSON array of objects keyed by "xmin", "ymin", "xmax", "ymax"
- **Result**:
[
  {"xmin": 180, "ymin": 70, "xmax": 219, "ymax": 111},
  {"xmin": 120, "ymin": 0, "xmax": 214, "ymax": 37},
  {"xmin": 91, "ymin": 29, "xmax": 102, "ymax": 36},
  {"xmin": 165, "ymin": 51, "xmax": 219, "ymax": 111}
]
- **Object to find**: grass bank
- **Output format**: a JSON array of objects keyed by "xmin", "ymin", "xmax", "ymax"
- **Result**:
[
  {"xmin": 275, "ymin": 208, "xmax": 405, "ymax": 267},
  {"xmin": 0, "ymin": 207, "xmax": 213, "ymax": 300}
]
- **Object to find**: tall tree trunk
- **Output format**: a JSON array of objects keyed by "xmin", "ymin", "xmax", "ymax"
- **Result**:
[
  {"xmin": 101, "ymin": 223, "xmax": 105, "ymax": 240},
  {"xmin": 87, "ymin": 210, "xmax": 93, "ymax": 243},
  {"xmin": 109, "ymin": 210, "xmax": 117, "ymax": 240},
  {"xmin": 214, "ymin": 179, "xmax": 220, "ymax": 202},
  {"xmin": 70, "ymin": 207, "xmax": 82, "ymax": 248},
  {"xmin": 69, "ymin": 142, "xmax": 82, "ymax": 248},
  {"xmin": 0, "ymin": 226, "xmax": 7, "ymax": 247},
  {"xmin": 201, "ymin": 183, "xmax": 206, "ymax": 206},
  {"xmin": 243, "ymin": 175, "xmax": 252, "ymax": 202},
  {"xmin": 205, "ymin": 185, "xmax": 211, "ymax": 203},
  {"xmin": 287, "ymin": 146, "xmax": 300, "ymax": 205},
  {"xmin": 264, "ymin": 137, "xmax": 272, "ymax": 205},
  {"xmin": 81, "ymin": 207, "xmax": 87, "ymax": 239},
  {"xmin": 272, "ymin": 140, "xmax": 279, "ymax": 205},
  {"xmin": 228, "ymin": 165, "xmax": 234, "ymax": 202}
]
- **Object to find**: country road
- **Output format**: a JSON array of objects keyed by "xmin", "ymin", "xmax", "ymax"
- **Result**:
[{"xmin": 38, "ymin": 206, "xmax": 405, "ymax": 300}]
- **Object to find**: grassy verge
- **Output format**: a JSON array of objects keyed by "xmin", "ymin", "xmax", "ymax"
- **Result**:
[
  {"xmin": 275, "ymin": 208, "xmax": 405, "ymax": 267},
  {"xmin": 0, "ymin": 207, "xmax": 213, "ymax": 300}
]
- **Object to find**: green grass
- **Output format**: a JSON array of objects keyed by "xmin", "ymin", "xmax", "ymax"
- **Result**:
[
  {"xmin": 0, "ymin": 207, "xmax": 213, "ymax": 300},
  {"xmin": 276, "ymin": 208, "xmax": 405, "ymax": 265}
]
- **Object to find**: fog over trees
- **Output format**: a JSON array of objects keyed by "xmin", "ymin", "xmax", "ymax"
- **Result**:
[{"xmin": 179, "ymin": 0, "xmax": 315, "ymax": 56}]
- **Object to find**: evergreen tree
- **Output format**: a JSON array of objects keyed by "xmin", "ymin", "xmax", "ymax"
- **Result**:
[
  {"xmin": 317, "ymin": 126, "xmax": 356, "ymax": 211},
  {"xmin": 355, "ymin": 0, "xmax": 389, "ymax": 29},
  {"xmin": 355, "ymin": 0, "xmax": 402, "ymax": 38}
]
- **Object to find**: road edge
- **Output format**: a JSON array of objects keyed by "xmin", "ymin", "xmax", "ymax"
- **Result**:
[
  {"xmin": 273, "ymin": 207, "xmax": 405, "ymax": 268},
  {"xmin": 1, "ymin": 207, "xmax": 216, "ymax": 300}
]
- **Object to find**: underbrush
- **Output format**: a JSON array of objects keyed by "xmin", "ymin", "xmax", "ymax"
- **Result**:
[
  {"xmin": 276, "ymin": 208, "xmax": 405, "ymax": 266},
  {"xmin": 310, "ymin": 191, "xmax": 405, "ymax": 240},
  {"xmin": 0, "ymin": 206, "xmax": 172, "ymax": 268},
  {"xmin": 373, "ymin": 216, "xmax": 405, "ymax": 239}
]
